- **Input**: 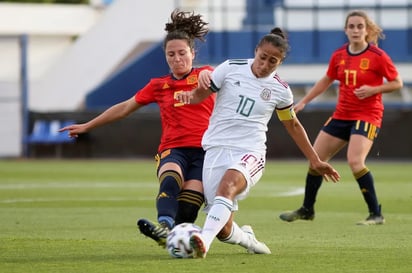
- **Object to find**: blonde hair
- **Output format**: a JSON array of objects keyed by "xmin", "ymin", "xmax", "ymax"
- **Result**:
[{"xmin": 345, "ymin": 10, "xmax": 385, "ymax": 45}]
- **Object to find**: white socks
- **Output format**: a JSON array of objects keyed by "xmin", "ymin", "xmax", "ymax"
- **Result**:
[
  {"xmin": 201, "ymin": 196, "xmax": 233, "ymax": 251},
  {"xmin": 220, "ymin": 221, "xmax": 251, "ymax": 249}
]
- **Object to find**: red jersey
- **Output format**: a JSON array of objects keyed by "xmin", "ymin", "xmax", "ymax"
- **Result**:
[
  {"xmin": 326, "ymin": 43, "xmax": 399, "ymax": 127},
  {"xmin": 135, "ymin": 66, "xmax": 215, "ymax": 152}
]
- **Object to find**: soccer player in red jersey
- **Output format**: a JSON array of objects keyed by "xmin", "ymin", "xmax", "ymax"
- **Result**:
[
  {"xmin": 279, "ymin": 10, "xmax": 403, "ymax": 225},
  {"xmin": 59, "ymin": 10, "xmax": 214, "ymax": 244}
]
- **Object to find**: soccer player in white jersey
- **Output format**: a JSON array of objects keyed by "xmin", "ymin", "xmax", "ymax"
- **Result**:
[{"xmin": 177, "ymin": 27, "xmax": 341, "ymax": 258}]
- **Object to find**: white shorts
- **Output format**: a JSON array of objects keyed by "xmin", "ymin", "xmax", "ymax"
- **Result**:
[{"xmin": 202, "ymin": 147, "xmax": 266, "ymax": 212}]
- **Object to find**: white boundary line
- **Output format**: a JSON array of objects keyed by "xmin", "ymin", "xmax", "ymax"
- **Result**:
[
  {"xmin": 0, "ymin": 182, "xmax": 305, "ymax": 203},
  {"xmin": 0, "ymin": 197, "xmax": 153, "ymax": 204},
  {"xmin": 275, "ymin": 187, "xmax": 305, "ymax": 197},
  {"xmin": 0, "ymin": 181, "xmax": 156, "ymax": 189}
]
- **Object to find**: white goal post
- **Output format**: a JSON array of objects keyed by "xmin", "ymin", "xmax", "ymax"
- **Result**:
[{"xmin": 0, "ymin": 34, "xmax": 29, "ymax": 158}]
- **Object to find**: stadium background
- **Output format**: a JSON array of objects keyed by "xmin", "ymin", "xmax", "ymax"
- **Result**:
[{"xmin": 1, "ymin": 0, "xmax": 411, "ymax": 159}]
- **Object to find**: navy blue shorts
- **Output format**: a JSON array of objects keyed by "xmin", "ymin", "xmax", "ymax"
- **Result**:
[
  {"xmin": 322, "ymin": 118, "xmax": 380, "ymax": 141},
  {"xmin": 156, "ymin": 148, "xmax": 205, "ymax": 181}
]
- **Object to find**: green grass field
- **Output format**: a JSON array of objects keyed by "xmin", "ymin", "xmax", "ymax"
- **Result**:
[{"xmin": 0, "ymin": 159, "xmax": 411, "ymax": 273}]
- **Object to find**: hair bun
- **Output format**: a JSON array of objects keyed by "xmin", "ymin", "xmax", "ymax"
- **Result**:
[{"xmin": 270, "ymin": 27, "xmax": 287, "ymax": 40}]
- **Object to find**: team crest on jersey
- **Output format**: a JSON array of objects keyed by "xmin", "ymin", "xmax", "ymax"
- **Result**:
[
  {"xmin": 173, "ymin": 91, "xmax": 185, "ymax": 107},
  {"xmin": 360, "ymin": 58, "xmax": 370, "ymax": 70},
  {"xmin": 186, "ymin": 75, "xmax": 197, "ymax": 85},
  {"xmin": 260, "ymin": 88, "xmax": 271, "ymax": 101}
]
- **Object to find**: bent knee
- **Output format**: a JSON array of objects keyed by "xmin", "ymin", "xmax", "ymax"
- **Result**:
[
  {"xmin": 347, "ymin": 157, "xmax": 365, "ymax": 172},
  {"xmin": 216, "ymin": 170, "xmax": 247, "ymax": 198}
]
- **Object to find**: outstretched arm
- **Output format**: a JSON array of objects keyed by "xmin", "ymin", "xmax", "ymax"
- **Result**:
[
  {"xmin": 59, "ymin": 97, "xmax": 141, "ymax": 138},
  {"xmin": 294, "ymin": 75, "xmax": 334, "ymax": 113},
  {"xmin": 177, "ymin": 69, "xmax": 213, "ymax": 104},
  {"xmin": 281, "ymin": 117, "xmax": 340, "ymax": 182}
]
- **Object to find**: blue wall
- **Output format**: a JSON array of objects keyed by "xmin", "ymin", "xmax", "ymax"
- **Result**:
[
  {"xmin": 85, "ymin": 42, "xmax": 168, "ymax": 110},
  {"xmin": 197, "ymin": 29, "xmax": 412, "ymax": 64},
  {"xmin": 85, "ymin": 29, "xmax": 411, "ymax": 110}
]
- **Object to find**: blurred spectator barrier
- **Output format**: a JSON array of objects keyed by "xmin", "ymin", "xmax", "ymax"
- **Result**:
[{"xmin": 26, "ymin": 119, "xmax": 76, "ymax": 157}]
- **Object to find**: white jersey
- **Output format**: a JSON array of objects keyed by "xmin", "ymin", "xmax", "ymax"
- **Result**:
[{"xmin": 202, "ymin": 59, "xmax": 294, "ymax": 154}]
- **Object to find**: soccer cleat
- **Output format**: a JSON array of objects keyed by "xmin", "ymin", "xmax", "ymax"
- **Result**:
[
  {"xmin": 356, "ymin": 206, "xmax": 385, "ymax": 225},
  {"xmin": 279, "ymin": 206, "xmax": 315, "ymax": 222},
  {"xmin": 356, "ymin": 214, "xmax": 385, "ymax": 225},
  {"xmin": 241, "ymin": 225, "xmax": 271, "ymax": 254},
  {"xmin": 190, "ymin": 233, "xmax": 207, "ymax": 258},
  {"xmin": 137, "ymin": 218, "xmax": 169, "ymax": 247}
]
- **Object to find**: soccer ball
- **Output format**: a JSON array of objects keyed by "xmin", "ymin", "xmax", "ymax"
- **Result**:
[{"xmin": 166, "ymin": 222, "xmax": 201, "ymax": 258}]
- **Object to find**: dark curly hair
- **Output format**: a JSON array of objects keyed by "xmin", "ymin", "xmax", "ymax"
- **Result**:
[{"xmin": 163, "ymin": 9, "xmax": 209, "ymax": 50}]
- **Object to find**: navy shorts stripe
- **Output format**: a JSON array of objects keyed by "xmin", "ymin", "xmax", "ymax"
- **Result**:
[
  {"xmin": 156, "ymin": 147, "xmax": 205, "ymax": 181},
  {"xmin": 322, "ymin": 118, "xmax": 380, "ymax": 141}
]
